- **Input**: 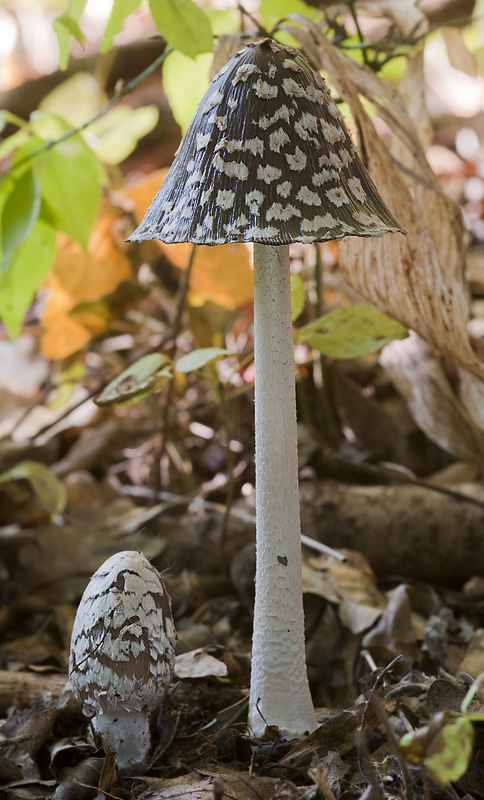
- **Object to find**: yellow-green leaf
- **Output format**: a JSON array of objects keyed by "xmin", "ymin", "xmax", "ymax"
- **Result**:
[
  {"xmin": 163, "ymin": 50, "xmax": 212, "ymax": 133},
  {"xmin": 53, "ymin": 0, "xmax": 88, "ymax": 69},
  {"xmin": 95, "ymin": 354, "xmax": 173, "ymax": 407},
  {"xmin": 29, "ymin": 115, "xmax": 101, "ymax": 250},
  {"xmin": 176, "ymin": 347, "xmax": 230, "ymax": 373},
  {"xmin": 148, "ymin": 0, "xmax": 213, "ymax": 59},
  {"xmin": 102, "ymin": 0, "xmax": 142, "ymax": 52},
  {"xmin": 0, "ymin": 460, "xmax": 67, "ymax": 514},
  {"xmin": 425, "ymin": 718, "xmax": 474, "ymax": 785},
  {"xmin": 298, "ymin": 304, "xmax": 407, "ymax": 359},
  {"xmin": 91, "ymin": 105, "xmax": 159, "ymax": 165}
]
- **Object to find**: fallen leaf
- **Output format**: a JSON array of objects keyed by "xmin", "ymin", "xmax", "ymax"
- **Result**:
[
  {"xmin": 123, "ymin": 171, "xmax": 254, "ymax": 310},
  {"xmin": 41, "ymin": 204, "xmax": 132, "ymax": 359},
  {"xmin": 381, "ymin": 334, "xmax": 484, "ymax": 464},
  {"xmin": 174, "ymin": 648, "xmax": 229, "ymax": 679}
]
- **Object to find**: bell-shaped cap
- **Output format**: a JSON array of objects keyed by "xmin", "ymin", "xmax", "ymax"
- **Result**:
[{"xmin": 128, "ymin": 38, "xmax": 405, "ymax": 246}]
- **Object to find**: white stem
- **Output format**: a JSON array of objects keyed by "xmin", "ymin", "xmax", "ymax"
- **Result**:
[
  {"xmin": 92, "ymin": 711, "xmax": 151, "ymax": 772},
  {"xmin": 248, "ymin": 243, "xmax": 317, "ymax": 739}
]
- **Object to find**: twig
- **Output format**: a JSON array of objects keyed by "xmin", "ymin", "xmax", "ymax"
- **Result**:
[
  {"xmin": 3, "ymin": 47, "xmax": 173, "ymax": 176},
  {"xmin": 330, "ymin": 453, "xmax": 484, "ymax": 511},
  {"xmin": 370, "ymin": 691, "xmax": 415, "ymax": 800},
  {"xmin": 236, "ymin": 2, "xmax": 270, "ymax": 38},
  {"xmin": 346, "ymin": 1, "xmax": 369, "ymax": 65},
  {"xmin": 357, "ymin": 731, "xmax": 385, "ymax": 799},
  {"xmin": 154, "ymin": 244, "xmax": 197, "ymax": 491},
  {"xmin": 358, "ymin": 655, "xmax": 402, "ymax": 784}
]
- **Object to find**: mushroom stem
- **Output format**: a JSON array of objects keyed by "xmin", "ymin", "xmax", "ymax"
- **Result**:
[
  {"xmin": 249, "ymin": 243, "xmax": 318, "ymax": 738},
  {"xmin": 92, "ymin": 711, "xmax": 151, "ymax": 771}
]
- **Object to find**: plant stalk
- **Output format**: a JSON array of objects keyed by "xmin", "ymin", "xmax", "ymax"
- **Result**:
[{"xmin": 248, "ymin": 243, "xmax": 317, "ymax": 738}]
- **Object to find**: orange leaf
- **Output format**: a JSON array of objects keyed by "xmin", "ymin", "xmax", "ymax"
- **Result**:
[
  {"xmin": 124, "ymin": 171, "xmax": 254, "ymax": 310},
  {"xmin": 40, "ymin": 205, "xmax": 132, "ymax": 360},
  {"xmin": 41, "ymin": 315, "xmax": 92, "ymax": 361}
]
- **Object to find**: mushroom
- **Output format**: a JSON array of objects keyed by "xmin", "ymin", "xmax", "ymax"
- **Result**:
[
  {"xmin": 128, "ymin": 38, "xmax": 404, "ymax": 738},
  {"xmin": 69, "ymin": 550, "xmax": 176, "ymax": 771}
]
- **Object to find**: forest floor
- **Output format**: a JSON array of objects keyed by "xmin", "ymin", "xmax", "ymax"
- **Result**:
[{"xmin": 1, "ymin": 368, "xmax": 484, "ymax": 800}]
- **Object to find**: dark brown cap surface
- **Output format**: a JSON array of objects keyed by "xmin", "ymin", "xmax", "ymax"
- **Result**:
[{"xmin": 129, "ymin": 38, "xmax": 404, "ymax": 246}]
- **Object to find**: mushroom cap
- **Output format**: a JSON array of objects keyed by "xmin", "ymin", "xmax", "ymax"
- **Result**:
[
  {"xmin": 128, "ymin": 38, "xmax": 404, "ymax": 246},
  {"xmin": 69, "ymin": 551, "xmax": 176, "ymax": 717}
]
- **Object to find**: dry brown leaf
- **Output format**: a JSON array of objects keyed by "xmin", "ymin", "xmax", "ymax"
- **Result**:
[
  {"xmin": 442, "ymin": 27, "xmax": 478, "ymax": 77},
  {"xmin": 362, "ymin": 584, "xmax": 418, "ymax": 662},
  {"xmin": 286, "ymin": 21, "xmax": 484, "ymax": 379},
  {"xmin": 354, "ymin": 0, "xmax": 428, "ymax": 37},
  {"xmin": 396, "ymin": 52, "xmax": 433, "ymax": 152},
  {"xmin": 211, "ymin": 34, "xmax": 247, "ymax": 78},
  {"xmin": 123, "ymin": 171, "xmax": 254, "ymax": 310},
  {"xmin": 458, "ymin": 629, "xmax": 484, "ymax": 677},
  {"xmin": 380, "ymin": 334, "xmax": 484, "ymax": 464},
  {"xmin": 304, "ymin": 551, "xmax": 386, "ymax": 634},
  {"xmin": 459, "ymin": 369, "xmax": 484, "ymax": 431},
  {"xmin": 139, "ymin": 770, "xmax": 277, "ymax": 800}
]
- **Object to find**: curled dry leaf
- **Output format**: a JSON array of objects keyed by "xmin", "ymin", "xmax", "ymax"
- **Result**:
[
  {"xmin": 353, "ymin": 0, "xmax": 428, "ymax": 37},
  {"xmin": 458, "ymin": 369, "xmax": 484, "ymax": 432},
  {"xmin": 442, "ymin": 27, "xmax": 478, "ymax": 77},
  {"xmin": 380, "ymin": 334, "xmax": 484, "ymax": 466},
  {"xmin": 286, "ymin": 21, "xmax": 484, "ymax": 380}
]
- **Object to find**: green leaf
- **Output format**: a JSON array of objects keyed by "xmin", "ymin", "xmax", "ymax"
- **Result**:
[
  {"xmin": 148, "ymin": 0, "xmax": 213, "ymax": 59},
  {"xmin": 102, "ymin": 0, "xmax": 142, "ymax": 52},
  {"xmin": 290, "ymin": 273, "xmax": 305, "ymax": 322},
  {"xmin": 259, "ymin": 0, "xmax": 318, "ymax": 31},
  {"xmin": 0, "ymin": 460, "xmax": 67, "ymax": 514},
  {"xmin": 53, "ymin": 0, "xmax": 88, "ymax": 69},
  {"xmin": 0, "ymin": 128, "xmax": 31, "ymax": 161},
  {"xmin": 1, "ymin": 168, "xmax": 41, "ymax": 272},
  {"xmin": 425, "ymin": 718, "xmax": 474, "ymax": 785},
  {"xmin": 39, "ymin": 72, "xmax": 106, "ymax": 127},
  {"xmin": 95, "ymin": 354, "xmax": 173, "ymax": 407},
  {"xmin": 176, "ymin": 347, "xmax": 230, "ymax": 373},
  {"xmin": 0, "ymin": 217, "xmax": 56, "ymax": 336},
  {"xmin": 298, "ymin": 304, "xmax": 407, "ymax": 359},
  {"xmin": 90, "ymin": 105, "xmax": 159, "ymax": 165},
  {"xmin": 163, "ymin": 50, "xmax": 212, "ymax": 133},
  {"xmin": 29, "ymin": 119, "xmax": 101, "ymax": 249}
]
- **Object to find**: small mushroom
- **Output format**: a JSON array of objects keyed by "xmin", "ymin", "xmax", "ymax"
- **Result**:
[
  {"xmin": 69, "ymin": 551, "xmax": 175, "ymax": 771},
  {"xmin": 128, "ymin": 39, "xmax": 404, "ymax": 738}
]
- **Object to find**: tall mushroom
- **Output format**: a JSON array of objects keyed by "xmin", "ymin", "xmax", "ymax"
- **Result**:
[
  {"xmin": 69, "ymin": 551, "xmax": 176, "ymax": 771},
  {"xmin": 128, "ymin": 38, "xmax": 404, "ymax": 738}
]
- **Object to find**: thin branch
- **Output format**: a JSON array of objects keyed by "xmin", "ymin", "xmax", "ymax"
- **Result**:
[
  {"xmin": 3, "ymin": 46, "xmax": 173, "ymax": 176},
  {"xmin": 346, "ymin": 1, "xmax": 369, "ymax": 65},
  {"xmin": 154, "ymin": 244, "xmax": 197, "ymax": 490},
  {"xmin": 370, "ymin": 691, "xmax": 415, "ymax": 800}
]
